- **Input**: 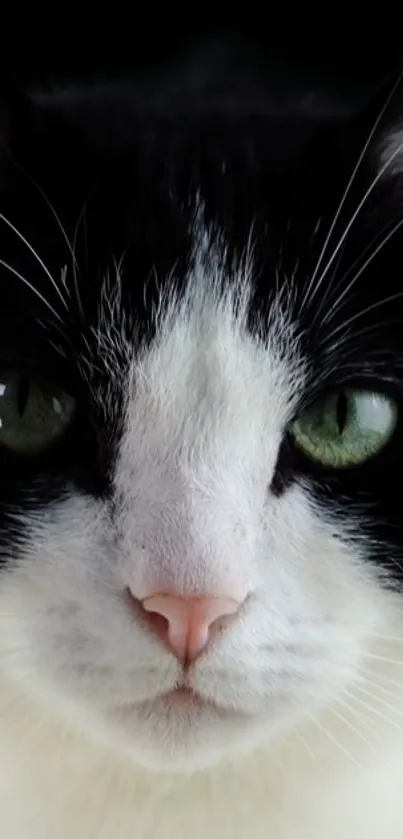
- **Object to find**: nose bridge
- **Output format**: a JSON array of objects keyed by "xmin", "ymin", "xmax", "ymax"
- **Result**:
[
  {"xmin": 160, "ymin": 481, "xmax": 250, "ymax": 595},
  {"xmin": 121, "ymin": 495, "xmax": 251, "ymax": 607},
  {"xmin": 117, "ymin": 442, "xmax": 255, "ymax": 604}
]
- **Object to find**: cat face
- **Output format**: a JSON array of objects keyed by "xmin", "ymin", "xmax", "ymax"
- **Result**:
[{"xmin": 0, "ymin": 69, "xmax": 402, "ymax": 771}]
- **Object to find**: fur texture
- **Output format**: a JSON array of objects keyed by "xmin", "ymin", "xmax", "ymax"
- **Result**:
[{"xmin": 1, "ymin": 53, "xmax": 403, "ymax": 836}]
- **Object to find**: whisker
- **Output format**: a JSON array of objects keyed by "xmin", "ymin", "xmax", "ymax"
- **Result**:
[
  {"xmin": 356, "ymin": 664, "xmax": 403, "ymax": 692},
  {"xmin": 329, "ymin": 704, "xmax": 377, "ymax": 752},
  {"xmin": 9, "ymin": 157, "xmax": 78, "ymax": 283},
  {"xmin": 306, "ymin": 710, "xmax": 363, "ymax": 768},
  {"xmin": 292, "ymin": 725, "xmax": 323, "ymax": 769},
  {"xmin": 363, "ymin": 633, "xmax": 403, "ymax": 644},
  {"xmin": 318, "ymin": 318, "xmax": 403, "ymax": 365},
  {"xmin": 358, "ymin": 671, "xmax": 403, "ymax": 701},
  {"xmin": 353, "ymin": 682, "xmax": 403, "ymax": 719},
  {"xmin": 47, "ymin": 339, "xmax": 68, "ymax": 358},
  {"xmin": 0, "ymin": 259, "xmax": 64, "ymax": 323},
  {"xmin": 276, "ymin": 216, "xmax": 292, "ymax": 278},
  {"xmin": 330, "ymin": 212, "xmax": 403, "ymax": 292},
  {"xmin": 309, "ymin": 134, "xmax": 403, "ymax": 305},
  {"xmin": 335, "ymin": 693, "xmax": 382, "ymax": 741},
  {"xmin": 60, "ymin": 264, "xmax": 69, "ymax": 294},
  {"xmin": 363, "ymin": 652, "xmax": 403, "ymax": 667},
  {"xmin": 71, "ymin": 199, "xmax": 90, "ymax": 320},
  {"xmin": 343, "ymin": 687, "xmax": 403, "ymax": 736},
  {"xmin": 309, "ymin": 240, "xmax": 347, "ymax": 329},
  {"xmin": 301, "ymin": 69, "xmax": 403, "ymax": 311},
  {"xmin": 321, "ymin": 290, "xmax": 403, "ymax": 348},
  {"xmin": 290, "ymin": 256, "xmax": 300, "ymax": 284},
  {"xmin": 0, "ymin": 212, "xmax": 68, "ymax": 311},
  {"xmin": 320, "ymin": 214, "xmax": 403, "ymax": 329}
]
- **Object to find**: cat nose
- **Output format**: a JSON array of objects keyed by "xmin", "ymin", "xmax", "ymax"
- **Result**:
[{"xmin": 135, "ymin": 593, "xmax": 242, "ymax": 663}]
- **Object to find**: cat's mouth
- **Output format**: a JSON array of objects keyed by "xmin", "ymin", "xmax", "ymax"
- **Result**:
[
  {"xmin": 146, "ymin": 686, "xmax": 252, "ymax": 720},
  {"xmin": 159, "ymin": 686, "xmax": 213, "ymax": 709},
  {"xmin": 114, "ymin": 686, "xmax": 241, "ymax": 718}
]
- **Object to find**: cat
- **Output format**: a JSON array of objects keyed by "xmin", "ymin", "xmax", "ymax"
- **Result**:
[{"xmin": 1, "ymin": 45, "xmax": 403, "ymax": 837}]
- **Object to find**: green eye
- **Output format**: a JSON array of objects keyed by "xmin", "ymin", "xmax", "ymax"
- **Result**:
[
  {"xmin": 290, "ymin": 389, "xmax": 398, "ymax": 468},
  {"xmin": 0, "ymin": 371, "xmax": 76, "ymax": 455}
]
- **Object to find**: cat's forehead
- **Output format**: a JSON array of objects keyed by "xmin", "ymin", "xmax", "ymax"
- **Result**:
[
  {"xmin": 2, "ymin": 78, "xmax": 403, "ymax": 398},
  {"xmin": 77, "ymin": 213, "xmax": 305, "ymax": 437},
  {"xmin": 17, "ymin": 90, "xmax": 350, "ymax": 322},
  {"xmin": 27, "ymin": 82, "xmax": 340, "ymax": 217}
]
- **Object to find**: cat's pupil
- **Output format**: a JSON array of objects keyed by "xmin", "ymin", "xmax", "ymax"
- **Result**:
[
  {"xmin": 336, "ymin": 393, "xmax": 348, "ymax": 435},
  {"xmin": 17, "ymin": 376, "xmax": 30, "ymax": 418}
]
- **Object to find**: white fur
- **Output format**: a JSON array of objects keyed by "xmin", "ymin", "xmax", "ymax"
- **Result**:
[{"xmin": 1, "ymin": 228, "xmax": 403, "ymax": 836}]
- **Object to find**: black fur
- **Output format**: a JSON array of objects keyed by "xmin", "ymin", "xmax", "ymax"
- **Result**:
[{"xmin": 1, "ymin": 53, "xmax": 403, "ymax": 580}]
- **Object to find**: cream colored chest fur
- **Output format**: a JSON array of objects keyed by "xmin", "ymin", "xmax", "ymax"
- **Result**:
[{"xmin": 1, "ymin": 699, "xmax": 403, "ymax": 839}]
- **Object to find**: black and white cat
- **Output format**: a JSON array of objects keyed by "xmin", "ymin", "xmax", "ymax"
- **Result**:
[{"xmin": 1, "ymin": 48, "xmax": 403, "ymax": 837}]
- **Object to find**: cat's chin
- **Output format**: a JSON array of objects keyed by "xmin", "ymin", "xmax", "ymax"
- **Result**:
[
  {"xmin": 99, "ymin": 689, "xmax": 286, "ymax": 773},
  {"xmin": 67, "ymin": 686, "xmax": 255, "ymax": 772},
  {"xmin": 112, "ymin": 687, "xmax": 251, "ymax": 735},
  {"xmin": 110, "ymin": 682, "xmax": 255, "ymax": 719}
]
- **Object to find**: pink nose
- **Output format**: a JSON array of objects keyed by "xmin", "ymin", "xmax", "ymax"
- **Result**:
[{"xmin": 134, "ymin": 593, "xmax": 242, "ymax": 663}]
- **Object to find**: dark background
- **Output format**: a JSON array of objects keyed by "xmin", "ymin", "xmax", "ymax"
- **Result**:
[{"xmin": 1, "ymin": 26, "xmax": 402, "ymax": 111}]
